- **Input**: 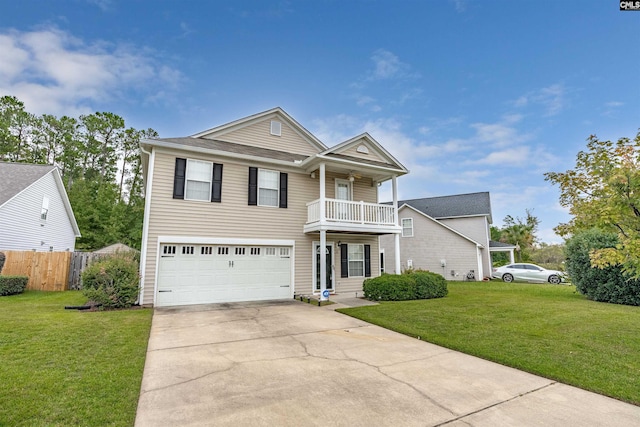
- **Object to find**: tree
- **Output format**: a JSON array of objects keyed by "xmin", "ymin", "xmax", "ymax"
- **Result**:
[
  {"xmin": 496, "ymin": 209, "xmax": 540, "ymax": 262},
  {"xmin": 544, "ymin": 131, "xmax": 640, "ymax": 277}
]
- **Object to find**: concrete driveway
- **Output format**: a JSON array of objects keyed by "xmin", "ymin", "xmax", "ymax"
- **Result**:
[{"xmin": 135, "ymin": 300, "xmax": 640, "ymax": 426}]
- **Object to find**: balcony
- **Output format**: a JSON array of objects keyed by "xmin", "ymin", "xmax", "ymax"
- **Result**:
[{"xmin": 304, "ymin": 198, "xmax": 401, "ymax": 234}]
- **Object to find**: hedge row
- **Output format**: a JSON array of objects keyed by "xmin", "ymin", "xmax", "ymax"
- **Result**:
[
  {"xmin": 0, "ymin": 276, "xmax": 28, "ymax": 296},
  {"xmin": 565, "ymin": 229, "xmax": 640, "ymax": 306},
  {"xmin": 363, "ymin": 270, "xmax": 448, "ymax": 301}
]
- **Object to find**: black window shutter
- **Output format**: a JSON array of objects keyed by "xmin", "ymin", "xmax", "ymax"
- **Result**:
[
  {"xmin": 173, "ymin": 158, "xmax": 186, "ymax": 199},
  {"xmin": 248, "ymin": 167, "xmax": 258, "ymax": 205},
  {"xmin": 279, "ymin": 172, "xmax": 288, "ymax": 208},
  {"xmin": 340, "ymin": 244, "xmax": 348, "ymax": 278},
  {"xmin": 364, "ymin": 245, "xmax": 371, "ymax": 277},
  {"xmin": 211, "ymin": 163, "xmax": 223, "ymax": 202}
]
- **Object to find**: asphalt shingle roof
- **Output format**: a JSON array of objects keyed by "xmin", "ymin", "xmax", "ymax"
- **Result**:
[
  {"xmin": 152, "ymin": 137, "xmax": 310, "ymax": 162},
  {"xmin": 399, "ymin": 192, "xmax": 492, "ymax": 220},
  {"xmin": 0, "ymin": 162, "xmax": 56, "ymax": 206}
]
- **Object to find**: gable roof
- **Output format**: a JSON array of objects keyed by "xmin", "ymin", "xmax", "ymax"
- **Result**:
[
  {"xmin": 400, "ymin": 203, "xmax": 484, "ymax": 248},
  {"xmin": 319, "ymin": 133, "xmax": 408, "ymax": 173},
  {"xmin": 398, "ymin": 192, "xmax": 492, "ymax": 223},
  {"xmin": 191, "ymin": 107, "xmax": 328, "ymax": 153},
  {"xmin": 0, "ymin": 162, "xmax": 81, "ymax": 236},
  {"xmin": 0, "ymin": 162, "xmax": 56, "ymax": 206}
]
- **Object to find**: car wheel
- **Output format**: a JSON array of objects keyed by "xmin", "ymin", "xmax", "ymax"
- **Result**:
[
  {"xmin": 502, "ymin": 273, "xmax": 514, "ymax": 283},
  {"xmin": 548, "ymin": 275, "xmax": 561, "ymax": 285}
]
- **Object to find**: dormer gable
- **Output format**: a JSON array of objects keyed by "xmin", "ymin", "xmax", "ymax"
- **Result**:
[
  {"xmin": 191, "ymin": 107, "xmax": 326, "ymax": 157},
  {"xmin": 321, "ymin": 133, "xmax": 408, "ymax": 173}
]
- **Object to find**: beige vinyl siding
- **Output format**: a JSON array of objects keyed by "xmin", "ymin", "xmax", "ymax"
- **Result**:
[
  {"xmin": 142, "ymin": 149, "xmax": 322, "ymax": 305},
  {"xmin": 380, "ymin": 207, "xmax": 478, "ymax": 279},
  {"xmin": 322, "ymin": 172, "xmax": 377, "ymax": 202},
  {"xmin": 330, "ymin": 234, "xmax": 379, "ymax": 294},
  {"xmin": 206, "ymin": 117, "xmax": 321, "ymax": 156},
  {"xmin": 341, "ymin": 142, "xmax": 389, "ymax": 163}
]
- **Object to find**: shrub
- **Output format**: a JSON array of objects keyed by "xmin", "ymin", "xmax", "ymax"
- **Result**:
[
  {"xmin": 565, "ymin": 229, "xmax": 640, "ymax": 306},
  {"xmin": 0, "ymin": 276, "xmax": 28, "ymax": 296},
  {"xmin": 0, "ymin": 252, "xmax": 5, "ymax": 273},
  {"xmin": 363, "ymin": 270, "xmax": 448, "ymax": 301},
  {"xmin": 410, "ymin": 270, "xmax": 448, "ymax": 299},
  {"xmin": 81, "ymin": 253, "xmax": 140, "ymax": 308}
]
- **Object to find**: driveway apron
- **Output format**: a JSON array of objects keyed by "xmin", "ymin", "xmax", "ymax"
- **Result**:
[{"xmin": 135, "ymin": 300, "xmax": 640, "ymax": 426}]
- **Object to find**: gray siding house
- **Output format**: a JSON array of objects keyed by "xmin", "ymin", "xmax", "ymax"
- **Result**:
[
  {"xmin": 380, "ymin": 192, "xmax": 493, "ymax": 280},
  {"xmin": 0, "ymin": 162, "xmax": 80, "ymax": 252}
]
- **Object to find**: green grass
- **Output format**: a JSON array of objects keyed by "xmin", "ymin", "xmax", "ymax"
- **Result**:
[
  {"xmin": 339, "ymin": 281, "xmax": 640, "ymax": 405},
  {"xmin": 0, "ymin": 291, "xmax": 153, "ymax": 426}
]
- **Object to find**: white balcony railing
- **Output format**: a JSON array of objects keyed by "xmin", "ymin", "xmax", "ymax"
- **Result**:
[{"xmin": 306, "ymin": 198, "xmax": 396, "ymax": 226}]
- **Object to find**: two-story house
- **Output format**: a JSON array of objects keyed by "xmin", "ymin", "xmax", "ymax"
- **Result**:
[{"xmin": 139, "ymin": 108, "xmax": 408, "ymax": 307}]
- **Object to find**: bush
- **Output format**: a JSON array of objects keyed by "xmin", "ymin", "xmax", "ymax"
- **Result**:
[
  {"xmin": 410, "ymin": 270, "xmax": 448, "ymax": 299},
  {"xmin": 81, "ymin": 253, "xmax": 140, "ymax": 308},
  {"xmin": 565, "ymin": 229, "xmax": 640, "ymax": 306},
  {"xmin": 0, "ymin": 276, "xmax": 28, "ymax": 296},
  {"xmin": 363, "ymin": 270, "xmax": 448, "ymax": 301},
  {"xmin": 0, "ymin": 252, "xmax": 5, "ymax": 273}
]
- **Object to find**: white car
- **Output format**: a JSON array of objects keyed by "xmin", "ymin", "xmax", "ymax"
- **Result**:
[{"xmin": 492, "ymin": 263, "xmax": 565, "ymax": 284}]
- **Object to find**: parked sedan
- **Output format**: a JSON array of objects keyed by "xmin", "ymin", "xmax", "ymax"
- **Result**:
[{"xmin": 492, "ymin": 263, "xmax": 565, "ymax": 284}]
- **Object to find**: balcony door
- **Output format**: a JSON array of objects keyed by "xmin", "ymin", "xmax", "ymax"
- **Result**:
[{"xmin": 335, "ymin": 179, "xmax": 352, "ymax": 220}]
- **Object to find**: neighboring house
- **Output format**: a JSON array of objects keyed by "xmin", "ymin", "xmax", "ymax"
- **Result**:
[
  {"xmin": 139, "ymin": 108, "xmax": 408, "ymax": 307},
  {"xmin": 380, "ymin": 192, "xmax": 496, "ymax": 280},
  {"xmin": 0, "ymin": 162, "xmax": 81, "ymax": 252}
]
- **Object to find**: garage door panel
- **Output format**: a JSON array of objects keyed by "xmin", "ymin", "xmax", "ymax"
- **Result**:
[{"xmin": 156, "ymin": 244, "xmax": 292, "ymax": 307}]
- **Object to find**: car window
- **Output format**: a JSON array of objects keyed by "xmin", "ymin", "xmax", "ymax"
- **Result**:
[
  {"xmin": 511, "ymin": 265, "xmax": 525, "ymax": 269},
  {"xmin": 525, "ymin": 265, "xmax": 542, "ymax": 271}
]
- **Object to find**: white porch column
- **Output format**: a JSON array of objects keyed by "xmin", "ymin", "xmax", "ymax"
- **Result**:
[
  {"xmin": 319, "ymin": 163, "xmax": 327, "ymax": 301},
  {"xmin": 319, "ymin": 230, "xmax": 327, "ymax": 301},
  {"xmin": 509, "ymin": 249, "xmax": 515, "ymax": 264},
  {"xmin": 319, "ymin": 163, "xmax": 326, "ymax": 223},
  {"xmin": 392, "ymin": 175, "xmax": 401, "ymax": 274}
]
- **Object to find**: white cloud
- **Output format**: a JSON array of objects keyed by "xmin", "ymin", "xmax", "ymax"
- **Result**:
[
  {"xmin": 477, "ymin": 146, "xmax": 532, "ymax": 166},
  {"xmin": 0, "ymin": 27, "xmax": 182, "ymax": 116},
  {"xmin": 470, "ymin": 114, "xmax": 531, "ymax": 148},
  {"xmin": 450, "ymin": 0, "xmax": 467, "ymax": 12},
  {"xmin": 513, "ymin": 83, "xmax": 567, "ymax": 116},
  {"xmin": 367, "ymin": 49, "xmax": 420, "ymax": 81}
]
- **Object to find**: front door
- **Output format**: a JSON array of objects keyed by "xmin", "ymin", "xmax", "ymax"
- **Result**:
[{"xmin": 315, "ymin": 244, "xmax": 333, "ymax": 291}]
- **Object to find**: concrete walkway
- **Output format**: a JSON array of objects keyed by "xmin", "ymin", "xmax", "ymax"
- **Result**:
[{"xmin": 135, "ymin": 300, "xmax": 640, "ymax": 426}]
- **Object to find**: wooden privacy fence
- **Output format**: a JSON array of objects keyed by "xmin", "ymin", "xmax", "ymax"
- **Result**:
[
  {"xmin": 0, "ymin": 251, "xmax": 110, "ymax": 291},
  {"xmin": 1, "ymin": 251, "xmax": 72, "ymax": 291}
]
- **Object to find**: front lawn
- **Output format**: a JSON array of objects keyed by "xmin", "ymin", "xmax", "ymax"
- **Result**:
[
  {"xmin": 0, "ymin": 291, "xmax": 153, "ymax": 426},
  {"xmin": 338, "ymin": 281, "xmax": 640, "ymax": 405}
]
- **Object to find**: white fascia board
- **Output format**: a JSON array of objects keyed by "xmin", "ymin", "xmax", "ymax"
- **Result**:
[
  {"xmin": 312, "ymin": 154, "xmax": 407, "ymax": 176},
  {"xmin": 51, "ymin": 168, "xmax": 81, "ymax": 237},
  {"xmin": 146, "ymin": 140, "xmax": 306, "ymax": 170},
  {"xmin": 157, "ymin": 236, "xmax": 296, "ymax": 246},
  {"xmin": 434, "ymin": 213, "xmax": 491, "ymax": 221},
  {"xmin": 399, "ymin": 204, "xmax": 485, "ymax": 248}
]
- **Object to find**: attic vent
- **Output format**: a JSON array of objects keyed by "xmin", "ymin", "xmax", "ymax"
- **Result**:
[
  {"xmin": 270, "ymin": 120, "xmax": 282, "ymax": 136},
  {"xmin": 356, "ymin": 144, "xmax": 369, "ymax": 154}
]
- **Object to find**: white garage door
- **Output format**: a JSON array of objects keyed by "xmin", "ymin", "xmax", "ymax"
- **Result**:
[{"xmin": 156, "ymin": 244, "xmax": 292, "ymax": 307}]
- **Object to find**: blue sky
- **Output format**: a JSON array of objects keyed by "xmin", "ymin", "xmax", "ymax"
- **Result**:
[{"xmin": 1, "ymin": 1, "xmax": 638, "ymax": 243}]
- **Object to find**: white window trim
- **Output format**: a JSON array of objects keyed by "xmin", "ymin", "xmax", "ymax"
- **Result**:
[
  {"xmin": 348, "ymin": 243, "xmax": 365, "ymax": 278},
  {"xmin": 401, "ymin": 218, "xmax": 413, "ymax": 237},
  {"xmin": 185, "ymin": 159, "xmax": 213, "ymax": 202},
  {"xmin": 258, "ymin": 168, "xmax": 280, "ymax": 208}
]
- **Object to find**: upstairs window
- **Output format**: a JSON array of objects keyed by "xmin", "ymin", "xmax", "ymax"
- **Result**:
[
  {"xmin": 401, "ymin": 218, "xmax": 413, "ymax": 237},
  {"xmin": 41, "ymin": 197, "xmax": 49, "ymax": 222},
  {"xmin": 258, "ymin": 169, "xmax": 280, "ymax": 207},
  {"xmin": 186, "ymin": 160, "xmax": 212, "ymax": 201}
]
